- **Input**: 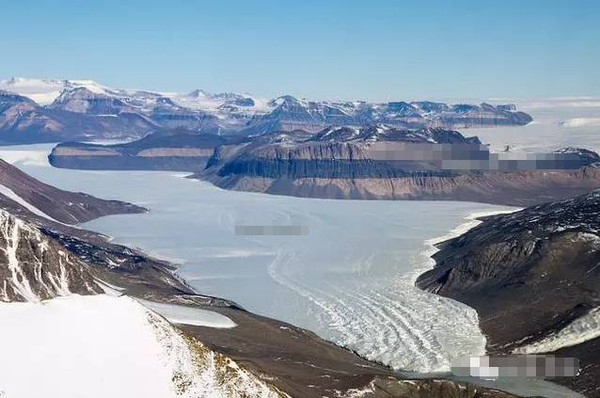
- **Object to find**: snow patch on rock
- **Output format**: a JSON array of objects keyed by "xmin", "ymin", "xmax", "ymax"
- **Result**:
[
  {"xmin": 514, "ymin": 307, "xmax": 600, "ymax": 354},
  {"xmin": 0, "ymin": 209, "xmax": 99, "ymax": 302},
  {"xmin": 0, "ymin": 183, "xmax": 63, "ymax": 224},
  {"xmin": 137, "ymin": 298, "xmax": 237, "ymax": 328}
]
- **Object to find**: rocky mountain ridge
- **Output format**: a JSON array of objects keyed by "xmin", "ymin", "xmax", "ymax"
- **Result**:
[
  {"xmin": 0, "ymin": 157, "xmax": 145, "ymax": 223},
  {"xmin": 48, "ymin": 124, "xmax": 600, "ymax": 206},
  {"xmin": 0, "ymin": 77, "xmax": 532, "ymax": 143},
  {"xmin": 49, "ymin": 128, "xmax": 247, "ymax": 171},
  {"xmin": 0, "ymin": 209, "xmax": 102, "ymax": 302},
  {"xmin": 197, "ymin": 126, "xmax": 600, "ymax": 205},
  {"xmin": 416, "ymin": 191, "xmax": 600, "ymax": 396}
]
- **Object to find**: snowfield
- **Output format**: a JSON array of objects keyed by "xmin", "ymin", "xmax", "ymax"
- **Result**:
[
  {"xmin": 137, "ymin": 298, "xmax": 237, "ymax": 328},
  {"xmin": 0, "ymin": 77, "xmax": 108, "ymax": 105},
  {"xmin": 0, "ymin": 294, "xmax": 277, "ymax": 398}
]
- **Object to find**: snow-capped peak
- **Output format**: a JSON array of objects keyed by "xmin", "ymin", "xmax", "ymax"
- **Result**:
[
  {"xmin": 269, "ymin": 95, "xmax": 304, "ymax": 108},
  {"xmin": 0, "ymin": 77, "xmax": 108, "ymax": 105}
]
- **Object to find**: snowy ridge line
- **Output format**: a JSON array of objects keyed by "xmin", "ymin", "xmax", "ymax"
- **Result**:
[
  {"xmin": 145, "ymin": 300, "xmax": 281, "ymax": 398},
  {"xmin": 0, "ymin": 209, "xmax": 100, "ymax": 302},
  {"xmin": 0, "ymin": 77, "xmax": 532, "ymax": 137},
  {"xmin": 0, "ymin": 183, "xmax": 73, "ymax": 225},
  {"xmin": 514, "ymin": 306, "xmax": 600, "ymax": 354}
]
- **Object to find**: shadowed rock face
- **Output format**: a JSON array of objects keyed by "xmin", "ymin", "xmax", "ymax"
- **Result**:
[
  {"xmin": 0, "ymin": 158, "xmax": 145, "ymax": 223},
  {"xmin": 198, "ymin": 125, "xmax": 600, "ymax": 206},
  {"xmin": 416, "ymin": 191, "xmax": 600, "ymax": 396},
  {"xmin": 48, "ymin": 128, "xmax": 248, "ymax": 172},
  {"xmin": 201, "ymin": 167, "xmax": 600, "ymax": 206},
  {"xmin": 0, "ymin": 209, "xmax": 102, "ymax": 302}
]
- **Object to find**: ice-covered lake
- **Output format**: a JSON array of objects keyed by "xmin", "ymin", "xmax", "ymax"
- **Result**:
[
  {"xmin": 1, "ymin": 96, "xmax": 595, "ymax": 397},
  {"xmin": 0, "ymin": 144, "xmax": 510, "ymax": 373}
]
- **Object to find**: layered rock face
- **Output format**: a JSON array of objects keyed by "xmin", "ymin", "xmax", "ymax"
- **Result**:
[
  {"xmin": 210, "ymin": 126, "xmax": 484, "ymax": 178},
  {"xmin": 200, "ymin": 126, "xmax": 600, "ymax": 206},
  {"xmin": 47, "ymin": 122, "xmax": 600, "ymax": 207},
  {"xmin": 416, "ymin": 191, "xmax": 600, "ymax": 396},
  {"xmin": 49, "ymin": 129, "xmax": 246, "ymax": 172},
  {"xmin": 207, "ymin": 167, "xmax": 600, "ymax": 206}
]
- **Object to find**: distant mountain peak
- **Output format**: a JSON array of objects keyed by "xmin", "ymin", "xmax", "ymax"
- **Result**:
[{"xmin": 186, "ymin": 89, "xmax": 210, "ymax": 98}]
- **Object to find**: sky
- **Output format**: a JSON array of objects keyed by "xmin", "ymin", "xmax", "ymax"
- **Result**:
[{"xmin": 1, "ymin": 0, "xmax": 598, "ymax": 101}]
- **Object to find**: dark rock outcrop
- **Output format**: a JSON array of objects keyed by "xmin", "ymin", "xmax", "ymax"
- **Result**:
[
  {"xmin": 0, "ymin": 209, "xmax": 103, "ymax": 302},
  {"xmin": 0, "ymin": 158, "xmax": 145, "ymax": 223},
  {"xmin": 49, "ymin": 129, "xmax": 247, "ymax": 172},
  {"xmin": 416, "ymin": 191, "xmax": 600, "ymax": 396},
  {"xmin": 198, "ymin": 125, "xmax": 600, "ymax": 206}
]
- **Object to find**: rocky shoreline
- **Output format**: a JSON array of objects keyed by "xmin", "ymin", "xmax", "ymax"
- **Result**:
[{"xmin": 416, "ymin": 192, "xmax": 600, "ymax": 397}]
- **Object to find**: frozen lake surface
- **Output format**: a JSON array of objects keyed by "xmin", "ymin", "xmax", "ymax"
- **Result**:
[
  {"xmin": 1, "ymin": 144, "xmax": 509, "ymax": 373},
  {"xmin": 1, "ymin": 96, "xmax": 593, "ymax": 398}
]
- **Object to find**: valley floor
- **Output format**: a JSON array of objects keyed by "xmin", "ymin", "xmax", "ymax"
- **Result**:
[{"xmin": 0, "ymin": 144, "xmax": 583, "ymax": 397}]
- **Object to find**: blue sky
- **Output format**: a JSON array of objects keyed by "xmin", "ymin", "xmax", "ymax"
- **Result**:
[{"xmin": 1, "ymin": 0, "xmax": 598, "ymax": 101}]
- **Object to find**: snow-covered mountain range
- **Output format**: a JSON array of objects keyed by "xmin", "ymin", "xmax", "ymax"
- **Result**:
[{"xmin": 0, "ymin": 77, "xmax": 532, "ymax": 143}]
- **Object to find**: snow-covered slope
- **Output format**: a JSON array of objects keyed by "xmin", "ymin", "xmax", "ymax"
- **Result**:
[
  {"xmin": 0, "ymin": 204, "xmax": 280, "ymax": 397},
  {"xmin": 137, "ymin": 299, "xmax": 238, "ymax": 328},
  {"xmin": 0, "ymin": 294, "xmax": 279, "ymax": 398},
  {"xmin": 0, "ymin": 77, "xmax": 109, "ymax": 105}
]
